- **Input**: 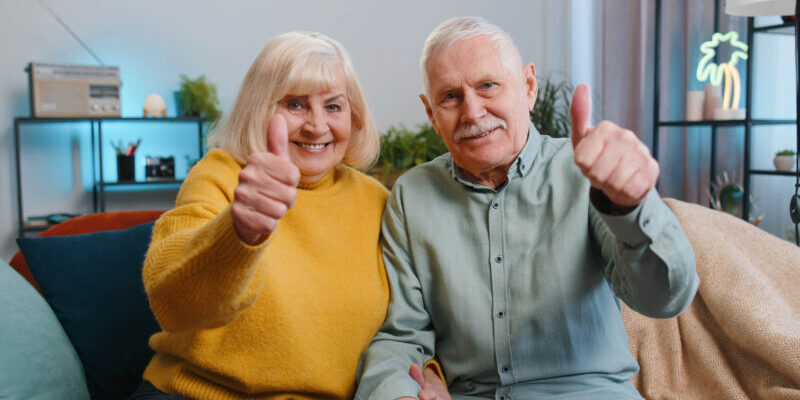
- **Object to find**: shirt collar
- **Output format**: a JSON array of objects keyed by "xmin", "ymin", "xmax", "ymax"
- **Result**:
[{"xmin": 450, "ymin": 121, "xmax": 541, "ymax": 190}]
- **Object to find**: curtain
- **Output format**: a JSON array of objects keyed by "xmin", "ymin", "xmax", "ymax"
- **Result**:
[{"xmin": 599, "ymin": 0, "xmax": 748, "ymax": 207}]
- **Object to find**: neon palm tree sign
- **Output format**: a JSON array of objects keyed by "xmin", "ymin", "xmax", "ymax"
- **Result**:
[{"xmin": 697, "ymin": 31, "xmax": 749, "ymax": 113}]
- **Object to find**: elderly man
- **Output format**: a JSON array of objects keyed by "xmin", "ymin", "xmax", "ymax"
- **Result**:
[{"xmin": 356, "ymin": 16, "xmax": 699, "ymax": 400}]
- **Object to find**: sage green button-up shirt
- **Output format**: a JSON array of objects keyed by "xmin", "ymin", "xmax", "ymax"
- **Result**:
[{"xmin": 356, "ymin": 125, "xmax": 699, "ymax": 400}]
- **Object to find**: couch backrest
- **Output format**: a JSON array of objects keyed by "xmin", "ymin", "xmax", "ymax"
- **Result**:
[{"xmin": 9, "ymin": 210, "xmax": 165, "ymax": 293}]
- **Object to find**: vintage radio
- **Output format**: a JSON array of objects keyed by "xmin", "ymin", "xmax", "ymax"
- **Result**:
[{"xmin": 26, "ymin": 62, "xmax": 121, "ymax": 117}]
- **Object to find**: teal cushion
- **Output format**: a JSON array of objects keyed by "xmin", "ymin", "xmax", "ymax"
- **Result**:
[
  {"xmin": 0, "ymin": 261, "xmax": 90, "ymax": 399},
  {"xmin": 16, "ymin": 222, "xmax": 160, "ymax": 400}
]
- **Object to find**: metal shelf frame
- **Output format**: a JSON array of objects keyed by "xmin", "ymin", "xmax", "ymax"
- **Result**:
[{"xmin": 14, "ymin": 116, "xmax": 204, "ymax": 236}]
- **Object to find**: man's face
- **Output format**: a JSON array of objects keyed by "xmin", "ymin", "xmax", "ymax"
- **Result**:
[{"xmin": 421, "ymin": 35, "xmax": 537, "ymax": 184}]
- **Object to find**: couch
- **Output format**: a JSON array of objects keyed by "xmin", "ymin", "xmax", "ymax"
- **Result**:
[
  {"xmin": 4, "ymin": 210, "xmax": 164, "ymax": 400},
  {"xmin": 1, "ymin": 202, "xmax": 798, "ymax": 400}
]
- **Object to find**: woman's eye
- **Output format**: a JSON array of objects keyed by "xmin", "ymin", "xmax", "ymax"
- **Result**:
[
  {"xmin": 287, "ymin": 100, "xmax": 304, "ymax": 110},
  {"xmin": 326, "ymin": 103, "xmax": 342, "ymax": 112}
]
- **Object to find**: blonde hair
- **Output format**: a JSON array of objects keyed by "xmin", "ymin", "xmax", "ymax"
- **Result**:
[
  {"xmin": 421, "ymin": 16, "xmax": 522, "ymax": 100},
  {"xmin": 208, "ymin": 31, "xmax": 379, "ymax": 170}
]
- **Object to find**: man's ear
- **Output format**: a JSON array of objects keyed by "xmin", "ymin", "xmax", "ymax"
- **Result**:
[
  {"xmin": 419, "ymin": 94, "xmax": 441, "ymax": 136},
  {"xmin": 523, "ymin": 62, "xmax": 538, "ymax": 111}
]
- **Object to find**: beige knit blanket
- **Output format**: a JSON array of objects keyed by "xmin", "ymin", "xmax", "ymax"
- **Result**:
[{"xmin": 622, "ymin": 198, "xmax": 800, "ymax": 399}]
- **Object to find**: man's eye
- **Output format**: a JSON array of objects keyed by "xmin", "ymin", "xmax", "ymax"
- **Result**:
[{"xmin": 480, "ymin": 82, "xmax": 496, "ymax": 89}]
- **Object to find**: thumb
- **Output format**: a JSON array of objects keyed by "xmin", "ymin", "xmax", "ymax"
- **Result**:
[
  {"xmin": 409, "ymin": 364, "xmax": 425, "ymax": 387},
  {"xmin": 267, "ymin": 113, "xmax": 289, "ymax": 159},
  {"xmin": 570, "ymin": 83, "xmax": 592, "ymax": 149}
]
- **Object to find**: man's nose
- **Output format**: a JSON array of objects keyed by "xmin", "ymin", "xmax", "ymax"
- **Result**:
[
  {"xmin": 303, "ymin": 108, "xmax": 328, "ymax": 136},
  {"xmin": 460, "ymin": 91, "xmax": 486, "ymax": 123}
]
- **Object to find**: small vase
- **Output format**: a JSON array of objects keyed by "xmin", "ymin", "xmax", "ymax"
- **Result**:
[{"xmin": 774, "ymin": 155, "xmax": 796, "ymax": 172}]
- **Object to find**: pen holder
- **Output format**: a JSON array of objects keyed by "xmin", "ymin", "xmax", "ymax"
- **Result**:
[{"xmin": 117, "ymin": 155, "xmax": 135, "ymax": 182}]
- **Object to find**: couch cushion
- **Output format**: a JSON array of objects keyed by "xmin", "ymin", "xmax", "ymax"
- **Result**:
[
  {"xmin": 9, "ymin": 210, "xmax": 165, "ymax": 294},
  {"xmin": 0, "ymin": 261, "xmax": 90, "ymax": 399},
  {"xmin": 16, "ymin": 222, "xmax": 160, "ymax": 400}
]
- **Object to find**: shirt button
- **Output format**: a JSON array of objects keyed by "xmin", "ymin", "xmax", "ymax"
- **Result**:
[
  {"xmin": 495, "ymin": 256, "xmax": 502, "ymax": 263},
  {"xmin": 499, "ymin": 396, "xmax": 505, "ymax": 400},
  {"xmin": 502, "ymin": 366, "xmax": 510, "ymax": 373},
  {"xmin": 643, "ymin": 218, "xmax": 650, "ymax": 227},
  {"xmin": 492, "ymin": 202, "xmax": 499, "ymax": 209},
  {"xmin": 497, "ymin": 311, "xmax": 504, "ymax": 318}
]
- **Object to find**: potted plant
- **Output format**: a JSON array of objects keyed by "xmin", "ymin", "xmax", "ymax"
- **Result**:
[
  {"xmin": 530, "ymin": 76, "xmax": 573, "ymax": 138},
  {"xmin": 372, "ymin": 123, "xmax": 448, "ymax": 188},
  {"xmin": 176, "ymin": 75, "xmax": 222, "ymax": 147},
  {"xmin": 774, "ymin": 149, "xmax": 796, "ymax": 172}
]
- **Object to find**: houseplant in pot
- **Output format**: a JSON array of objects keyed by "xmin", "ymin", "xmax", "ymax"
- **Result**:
[
  {"xmin": 373, "ymin": 123, "xmax": 447, "ymax": 188},
  {"xmin": 176, "ymin": 74, "xmax": 222, "ymax": 148},
  {"xmin": 530, "ymin": 75, "xmax": 573, "ymax": 138},
  {"xmin": 774, "ymin": 149, "xmax": 796, "ymax": 172}
]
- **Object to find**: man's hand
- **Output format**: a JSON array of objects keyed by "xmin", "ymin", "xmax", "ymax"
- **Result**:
[
  {"xmin": 231, "ymin": 114, "xmax": 301, "ymax": 245},
  {"xmin": 570, "ymin": 83, "xmax": 659, "ymax": 208}
]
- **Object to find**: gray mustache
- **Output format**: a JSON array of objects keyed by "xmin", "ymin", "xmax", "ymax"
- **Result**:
[{"xmin": 454, "ymin": 118, "xmax": 507, "ymax": 142}]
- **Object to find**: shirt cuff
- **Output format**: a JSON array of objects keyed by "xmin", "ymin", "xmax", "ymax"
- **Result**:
[
  {"xmin": 368, "ymin": 376, "xmax": 420, "ymax": 400},
  {"xmin": 591, "ymin": 189, "xmax": 664, "ymax": 246},
  {"xmin": 423, "ymin": 358, "xmax": 446, "ymax": 384}
]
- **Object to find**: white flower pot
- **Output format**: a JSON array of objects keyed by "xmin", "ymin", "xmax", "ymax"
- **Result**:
[{"xmin": 774, "ymin": 155, "xmax": 796, "ymax": 172}]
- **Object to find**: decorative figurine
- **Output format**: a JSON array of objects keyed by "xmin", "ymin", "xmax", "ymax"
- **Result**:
[{"xmin": 143, "ymin": 94, "xmax": 167, "ymax": 117}]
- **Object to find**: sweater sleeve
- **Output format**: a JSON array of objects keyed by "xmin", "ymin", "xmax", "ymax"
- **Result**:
[{"xmin": 143, "ymin": 150, "xmax": 270, "ymax": 332}]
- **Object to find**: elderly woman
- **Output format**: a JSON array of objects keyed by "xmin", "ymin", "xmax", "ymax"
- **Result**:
[{"xmin": 127, "ymin": 32, "xmax": 434, "ymax": 399}]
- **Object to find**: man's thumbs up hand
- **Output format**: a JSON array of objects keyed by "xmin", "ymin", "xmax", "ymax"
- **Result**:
[
  {"xmin": 570, "ymin": 84, "xmax": 659, "ymax": 209},
  {"xmin": 232, "ymin": 114, "xmax": 301, "ymax": 245}
]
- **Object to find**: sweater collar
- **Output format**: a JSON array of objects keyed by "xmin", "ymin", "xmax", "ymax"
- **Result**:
[{"xmin": 297, "ymin": 166, "xmax": 338, "ymax": 191}]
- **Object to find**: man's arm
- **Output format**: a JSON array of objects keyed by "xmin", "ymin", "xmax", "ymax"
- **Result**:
[
  {"xmin": 590, "ymin": 188, "xmax": 699, "ymax": 317},
  {"xmin": 569, "ymin": 83, "xmax": 699, "ymax": 317},
  {"xmin": 355, "ymin": 187, "xmax": 438, "ymax": 399}
]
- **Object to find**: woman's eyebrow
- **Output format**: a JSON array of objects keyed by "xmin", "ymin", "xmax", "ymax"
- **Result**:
[{"xmin": 325, "ymin": 93, "xmax": 346, "ymax": 103}]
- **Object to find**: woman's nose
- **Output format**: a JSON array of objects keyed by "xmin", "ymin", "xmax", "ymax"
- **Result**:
[{"xmin": 303, "ymin": 109, "xmax": 328, "ymax": 136}]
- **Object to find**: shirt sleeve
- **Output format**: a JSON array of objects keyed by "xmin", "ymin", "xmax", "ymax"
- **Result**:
[
  {"xmin": 355, "ymin": 187, "xmax": 438, "ymax": 400},
  {"xmin": 589, "ymin": 188, "xmax": 700, "ymax": 318}
]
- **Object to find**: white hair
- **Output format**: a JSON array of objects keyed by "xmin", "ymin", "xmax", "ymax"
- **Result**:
[{"xmin": 420, "ymin": 16, "xmax": 523, "ymax": 100}]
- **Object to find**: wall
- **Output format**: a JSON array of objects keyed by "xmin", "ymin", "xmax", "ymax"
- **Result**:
[{"xmin": 0, "ymin": 0, "xmax": 572, "ymax": 261}]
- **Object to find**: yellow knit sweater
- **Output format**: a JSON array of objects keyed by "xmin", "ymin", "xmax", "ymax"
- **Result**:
[{"xmin": 142, "ymin": 149, "xmax": 390, "ymax": 399}]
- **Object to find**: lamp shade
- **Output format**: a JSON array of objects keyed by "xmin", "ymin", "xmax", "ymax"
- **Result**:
[{"xmin": 726, "ymin": 0, "xmax": 795, "ymax": 15}]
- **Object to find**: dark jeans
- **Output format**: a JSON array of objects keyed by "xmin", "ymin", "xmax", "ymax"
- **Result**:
[{"xmin": 127, "ymin": 381, "xmax": 189, "ymax": 400}]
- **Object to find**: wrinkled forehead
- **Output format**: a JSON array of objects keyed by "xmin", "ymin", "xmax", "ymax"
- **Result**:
[{"xmin": 426, "ymin": 36, "xmax": 518, "ymax": 90}]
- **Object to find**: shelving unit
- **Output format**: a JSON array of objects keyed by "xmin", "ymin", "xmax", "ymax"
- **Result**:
[
  {"xmin": 14, "ymin": 116, "xmax": 204, "ymax": 236},
  {"xmin": 652, "ymin": 0, "xmax": 798, "ymax": 226}
]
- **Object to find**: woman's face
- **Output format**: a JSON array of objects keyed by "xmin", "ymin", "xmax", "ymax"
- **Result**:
[{"xmin": 274, "ymin": 69, "xmax": 352, "ymax": 184}]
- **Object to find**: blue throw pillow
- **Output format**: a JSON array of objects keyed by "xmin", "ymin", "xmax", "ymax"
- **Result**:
[
  {"xmin": 0, "ymin": 262, "xmax": 90, "ymax": 399},
  {"xmin": 17, "ymin": 222, "xmax": 160, "ymax": 400}
]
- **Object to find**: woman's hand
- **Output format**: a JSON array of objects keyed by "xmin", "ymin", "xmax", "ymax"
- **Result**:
[
  {"xmin": 231, "ymin": 114, "xmax": 301, "ymax": 245},
  {"xmin": 410, "ymin": 363, "xmax": 452, "ymax": 400}
]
